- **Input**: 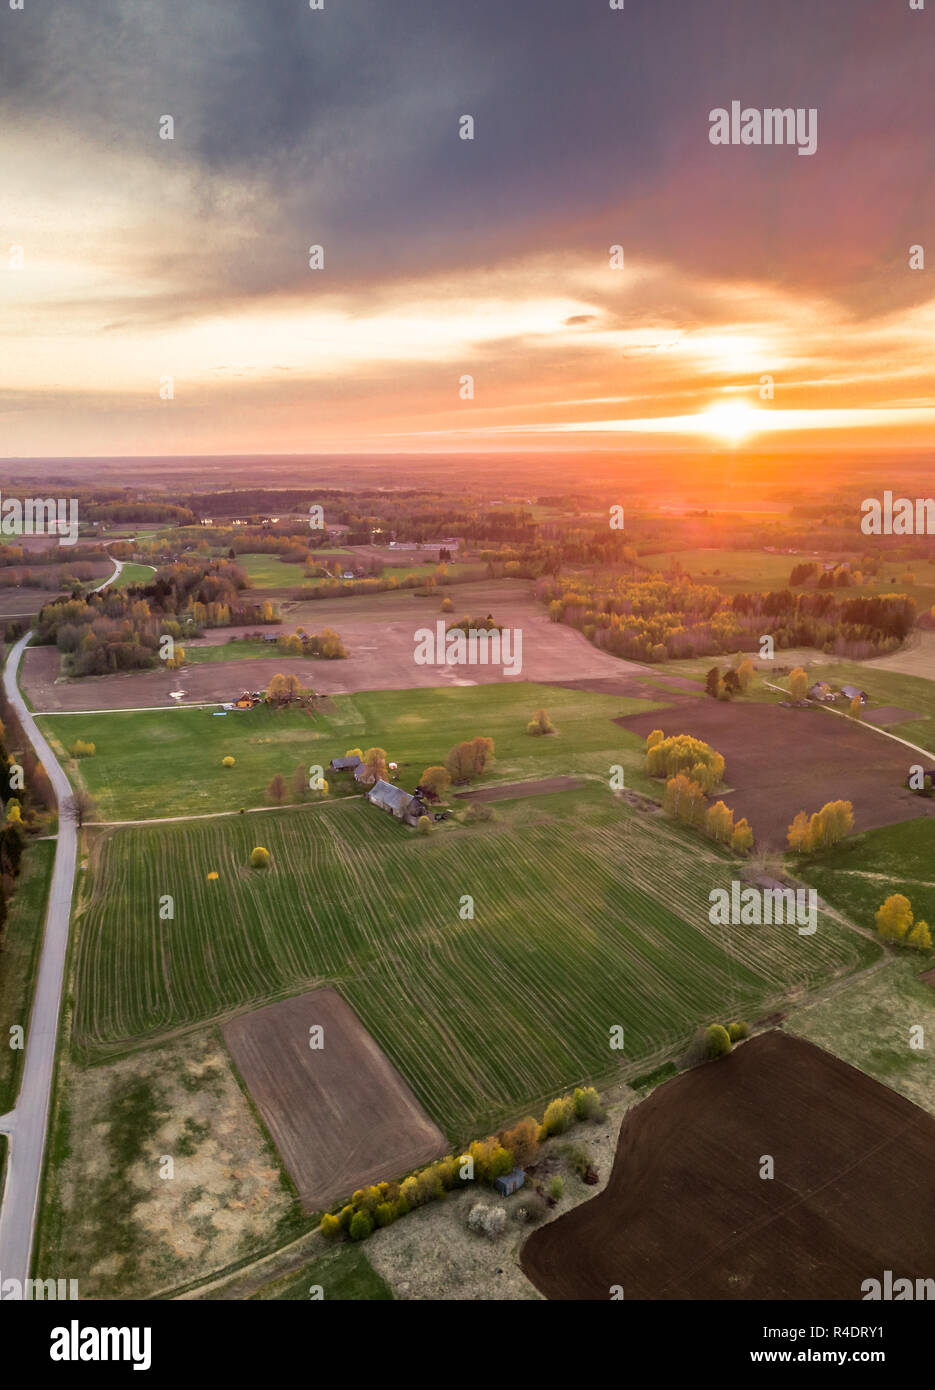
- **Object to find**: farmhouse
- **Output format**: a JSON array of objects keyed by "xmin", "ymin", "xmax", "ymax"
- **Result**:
[
  {"xmin": 366, "ymin": 778, "xmax": 425, "ymax": 826},
  {"xmin": 354, "ymin": 762, "xmax": 376, "ymax": 786},
  {"xmin": 494, "ymin": 1168, "xmax": 526, "ymax": 1197},
  {"xmin": 808, "ymin": 683, "xmax": 836, "ymax": 702},
  {"xmin": 330, "ymin": 755, "xmax": 362, "ymax": 773},
  {"xmin": 841, "ymin": 685, "xmax": 869, "ymax": 704}
]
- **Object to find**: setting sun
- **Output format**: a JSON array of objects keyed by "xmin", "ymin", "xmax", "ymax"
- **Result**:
[{"xmin": 700, "ymin": 401, "xmax": 763, "ymax": 444}]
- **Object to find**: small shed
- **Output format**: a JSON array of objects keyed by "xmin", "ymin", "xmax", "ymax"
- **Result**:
[
  {"xmin": 494, "ymin": 1168, "xmax": 526, "ymax": 1197},
  {"xmin": 330, "ymin": 755, "xmax": 362, "ymax": 773}
]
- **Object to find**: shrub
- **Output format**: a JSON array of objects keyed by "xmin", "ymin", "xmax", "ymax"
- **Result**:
[
  {"xmin": 542, "ymin": 1095, "xmax": 575, "ymax": 1137},
  {"xmin": 320, "ymin": 1212, "xmax": 341, "ymax": 1239},
  {"xmin": 222, "ymin": 755, "xmax": 235, "ymax": 767},
  {"xmin": 348, "ymin": 1209, "xmax": 373, "ymax": 1241},
  {"xmin": 512, "ymin": 1193, "xmax": 548, "ymax": 1225},
  {"xmin": 527, "ymin": 708, "xmax": 554, "ymax": 735},
  {"xmin": 705, "ymin": 1023, "xmax": 732, "ymax": 1058},
  {"xmin": 440, "ymin": 597, "xmax": 454, "ymax": 612},
  {"xmin": 501, "ymin": 1116, "xmax": 539, "ymax": 1168},
  {"xmin": 466, "ymin": 1203, "xmax": 507, "ymax": 1239},
  {"xmin": 727, "ymin": 1020, "xmax": 749, "ymax": 1042},
  {"xmin": 69, "ymin": 739, "xmax": 96, "ymax": 758},
  {"xmin": 573, "ymin": 1085, "xmax": 603, "ymax": 1122},
  {"xmin": 462, "ymin": 801, "xmax": 496, "ymax": 824},
  {"xmin": 249, "ymin": 846, "xmax": 270, "ymax": 868},
  {"xmin": 374, "ymin": 1202, "xmax": 397, "ymax": 1228},
  {"xmin": 549, "ymin": 1176, "xmax": 564, "ymax": 1200},
  {"xmin": 417, "ymin": 814, "xmax": 433, "ymax": 836},
  {"xmin": 557, "ymin": 1141, "xmax": 591, "ymax": 1179}
]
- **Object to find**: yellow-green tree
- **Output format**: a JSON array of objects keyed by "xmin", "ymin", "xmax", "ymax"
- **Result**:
[
  {"xmin": 705, "ymin": 800, "xmax": 734, "ymax": 844},
  {"xmin": 789, "ymin": 667, "xmax": 808, "ymax": 701},
  {"xmin": 731, "ymin": 817, "xmax": 754, "ymax": 855},
  {"xmin": 908, "ymin": 920, "xmax": 933, "ymax": 950},
  {"xmin": 362, "ymin": 746, "xmax": 388, "ymax": 781},
  {"xmin": 849, "ymin": 695, "xmax": 862, "ymax": 719},
  {"xmin": 875, "ymin": 893, "xmax": 913, "ymax": 942},
  {"xmin": 784, "ymin": 811, "xmax": 804, "ymax": 852},
  {"xmin": 736, "ymin": 658, "xmax": 755, "ymax": 692}
]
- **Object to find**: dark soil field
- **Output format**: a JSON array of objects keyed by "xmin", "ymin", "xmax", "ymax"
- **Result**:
[
  {"xmin": 863, "ymin": 705, "xmax": 920, "ymax": 726},
  {"xmin": 617, "ymin": 699, "xmax": 935, "ymax": 845},
  {"xmin": 223, "ymin": 990, "xmax": 447, "ymax": 1211},
  {"xmin": 521, "ymin": 1031, "xmax": 935, "ymax": 1300}
]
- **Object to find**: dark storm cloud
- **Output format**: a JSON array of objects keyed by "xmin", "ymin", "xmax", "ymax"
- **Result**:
[{"xmin": 2, "ymin": 0, "xmax": 932, "ymax": 311}]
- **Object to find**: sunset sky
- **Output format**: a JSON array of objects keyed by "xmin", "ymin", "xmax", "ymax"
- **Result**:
[{"xmin": 3, "ymin": 0, "xmax": 934, "ymax": 458}]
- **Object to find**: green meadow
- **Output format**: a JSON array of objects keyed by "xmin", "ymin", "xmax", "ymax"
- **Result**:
[
  {"xmin": 38, "ymin": 682, "xmax": 663, "ymax": 821},
  {"xmin": 73, "ymin": 787, "xmax": 879, "ymax": 1139},
  {"xmin": 802, "ymin": 819, "xmax": 935, "ymax": 937}
]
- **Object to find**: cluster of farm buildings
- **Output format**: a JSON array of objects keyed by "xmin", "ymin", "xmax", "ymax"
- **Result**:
[{"xmin": 330, "ymin": 753, "xmax": 447, "ymax": 827}]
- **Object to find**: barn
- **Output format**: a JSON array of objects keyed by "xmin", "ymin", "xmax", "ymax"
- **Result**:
[
  {"xmin": 840, "ymin": 684, "xmax": 869, "ymax": 704},
  {"xmin": 366, "ymin": 779, "xmax": 426, "ymax": 826},
  {"xmin": 329, "ymin": 755, "xmax": 362, "ymax": 773}
]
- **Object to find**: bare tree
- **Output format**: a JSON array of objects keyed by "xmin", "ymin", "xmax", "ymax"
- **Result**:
[{"xmin": 71, "ymin": 786, "xmax": 97, "ymax": 828}]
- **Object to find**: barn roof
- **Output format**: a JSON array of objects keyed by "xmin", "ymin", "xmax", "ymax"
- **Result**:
[
  {"xmin": 367, "ymin": 779, "xmax": 419, "ymax": 816},
  {"xmin": 330, "ymin": 755, "xmax": 361, "ymax": 770},
  {"xmin": 840, "ymin": 685, "xmax": 868, "ymax": 699}
]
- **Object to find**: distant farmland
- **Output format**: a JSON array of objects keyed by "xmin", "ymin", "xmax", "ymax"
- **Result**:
[{"xmin": 72, "ymin": 788, "xmax": 879, "ymax": 1140}]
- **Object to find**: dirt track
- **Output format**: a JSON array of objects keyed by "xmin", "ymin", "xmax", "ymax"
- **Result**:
[
  {"xmin": 520, "ymin": 1031, "xmax": 935, "ymax": 1300},
  {"xmin": 617, "ymin": 698, "xmax": 935, "ymax": 846},
  {"xmin": 455, "ymin": 776, "xmax": 584, "ymax": 802},
  {"xmin": 223, "ymin": 990, "xmax": 447, "ymax": 1212}
]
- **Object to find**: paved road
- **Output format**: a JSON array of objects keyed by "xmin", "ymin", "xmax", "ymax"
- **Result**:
[
  {"xmin": 91, "ymin": 554, "xmax": 123, "ymax": 591},
  {"xmin": 0, "ymin": 634, "xmax": 78, "ymax": 1291}
]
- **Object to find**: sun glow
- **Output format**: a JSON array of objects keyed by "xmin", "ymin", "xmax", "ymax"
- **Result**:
[{"xmin": 700, "ymin": 401, "xmax": 763, "ymax": 444}]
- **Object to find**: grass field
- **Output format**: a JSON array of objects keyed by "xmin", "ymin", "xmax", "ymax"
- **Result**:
[
  {"xmin": 642, "ymin": 548, "xmax": 935, "ymax": 612},
  {"xmin": 182, "ymin": 641, "xmax": 272, "ymax": 664},
  {"xmin": 247, "ymin": 1244, "xmax": 393, "ymax": 1300},
  {"xmin": 108, "ymin": 562, "xmax": 156, "ymax": 589},
  {"xmin": 236, "ymin": 553, "xmax": 308, "ymax": 587},
  {"xmin": 38, "ymin": 682, "xmax": 662, "ymax": 821},
  {"xmin": 789, "ymin": 959, "xmax": 935, "ymax": 1118},
  {"xmin": 801, "ymin": 819, "xmax": 935, "ymax": 936},
  {"xmin": 72, "ymin": 787, "xmax": 880, "ymax": 1139},
  {"xmin": 0, "ymin": 840, "xmax": 56, "ymax": 1112}
]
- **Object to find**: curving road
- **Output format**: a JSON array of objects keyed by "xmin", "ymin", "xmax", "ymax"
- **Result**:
[{"xmin": 0, "ymin": 633, "xmax": 78, "ymax": 1291}]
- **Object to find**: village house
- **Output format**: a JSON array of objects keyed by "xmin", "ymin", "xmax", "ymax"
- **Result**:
[
  {"xmin": 808, "ymin": 682, "xmax": 836, "ymax": 702},
  {"xmin": 329, "ymin": 755, "xmax": 362, "ymax": 773},
  {"xmin": 365, "ymin": 778, "xmax": 426, "ymax": 826}
]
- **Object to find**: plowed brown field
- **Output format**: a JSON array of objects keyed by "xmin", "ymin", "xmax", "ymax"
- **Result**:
[{"xmin": 521, "ymin": 1031, "xmax": 935, "ymax": 1300}]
